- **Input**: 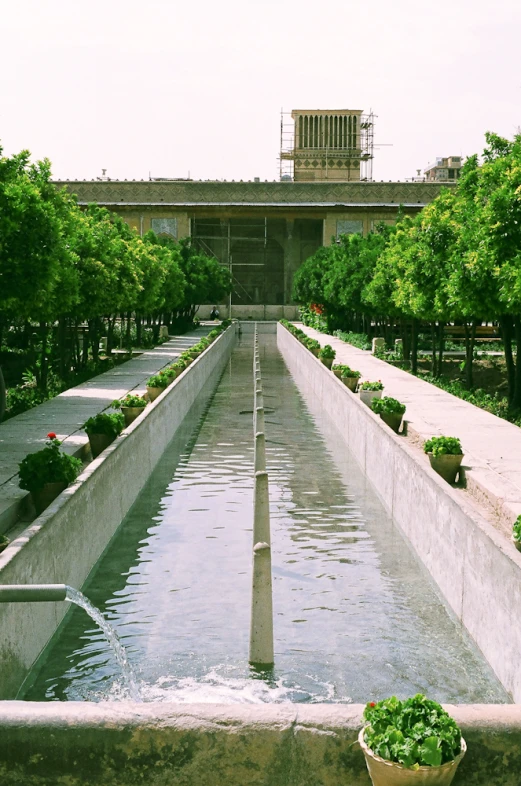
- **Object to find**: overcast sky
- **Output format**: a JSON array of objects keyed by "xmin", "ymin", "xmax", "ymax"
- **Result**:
[{"xmin": 1, "ymin": 0, "xmax": 520, "ymax": 183}]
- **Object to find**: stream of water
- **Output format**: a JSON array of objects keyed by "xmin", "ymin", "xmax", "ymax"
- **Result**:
[{"xmin": 23, "ymin": 335, "xmax": 509, "ymax": 704}]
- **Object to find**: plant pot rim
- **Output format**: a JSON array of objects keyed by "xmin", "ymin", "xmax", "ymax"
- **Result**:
[
  {"xmin": 358, "ymin": 728, "xmax": 467, "ymax": 773},
  {"xmin": 427, "ymin": 452, "xmax": 464, "ymax": 460}
]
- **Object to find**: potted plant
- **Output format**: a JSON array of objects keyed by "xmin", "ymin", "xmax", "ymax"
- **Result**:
[
  {"xmin": 305, "ymin": 338, "xmax": 321, "ymax": 357},
  {"xmin": 332, "ymin": 363, "xmax": 345, "ymax": 379},
  {"xmin": 146, "ymin": 371, "xmax": 172, "ymax": 402},
  {"xmin": 359, "ymin": 694, "xmax": 466, "ymax": 786},
  {"xmin": 372, "ymin": 396, "xmax": 406, "ymax": 433},
  {"xmin": 18, "ymin": 433, "xmax": 83, "ymax": 515},
  {"xmin": 513, "ymin": 516, "xmax": 521, "ymax": 552},
  {"xmin": 112, "ymin": 394, "xmax": 148, "ymax": 426},
  {"xmin": 318, "ymin": 344, "xmax": 336, "ymax": 369},
  {"xmin": 423, "ymin": 436, "xmax": 463, "ymax": 484},
  {"xmin": 83, "ymin": 412, "xmax": 125, "ymax": 458},
  {"xmin": 0, "ymin": 535, "xmax": 10, "ymax": 553},
  {"xmin": 340, "ymin": 366, "xmax": 362, "ymax": 392},
  {"xmin": 359, "ymin": 380, "xmax": 384, "ymax": 408}
]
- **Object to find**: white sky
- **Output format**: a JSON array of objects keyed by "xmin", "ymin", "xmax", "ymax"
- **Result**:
[{"xmin": 1, "ymin": 0, "xmax": 520, "ymax": 183}]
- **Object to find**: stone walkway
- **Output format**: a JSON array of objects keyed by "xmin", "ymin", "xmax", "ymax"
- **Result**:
[
  {"xmin": 0, "ymin": 328, "xmax": 210, "ymax": 531},
  {"xmin": 298, "ymin": 324, "xmax": 521, "ymax": 534}
]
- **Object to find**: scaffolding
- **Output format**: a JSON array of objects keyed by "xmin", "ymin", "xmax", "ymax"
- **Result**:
[{"xmin": 279, "ymin": 109, "xmax": 376, "ymax": 182}]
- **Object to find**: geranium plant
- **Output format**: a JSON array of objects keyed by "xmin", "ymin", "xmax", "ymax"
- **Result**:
[
  {"xmin": 423, "ymin": 436, "xmax": 462, "ymax": 457},
  {"xmin": 318, "ymin": 344, "xmax": 336, "ymax": 360},
  {"xmin": 18, "ymin": 433, "xmax": 83, "ymax": 493},
  {"xmin": 147, "ymin": 371, "xmax": 172, "ymax": 389},
  {"xmin": 362, "ymin": 694, "xmax": 463, "ymax": 769},
  {"xmin": 83, "ymin": 413, "xmax": 125, "ymax": 438},
  {"xmin": 340, "ymin": 365, "xmax": 361, "ymax": 379},
  {"xmin": 112, "ymin": 394, "xmax": 147, "ymax": 410},
  {"xmin": 360, "ymin": 380, "xmax": 384, "ymax": 391},
  {"xmin": 371, "ymin": 397, "xmax": 406, "ymax": 415}
]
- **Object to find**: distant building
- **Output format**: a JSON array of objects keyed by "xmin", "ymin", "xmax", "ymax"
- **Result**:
[
  {"xmin": 424, "ymin": 156, "xmax": 463, "ymax": 182},
  {"xmin": 280, "ymin": 109, "xmax": 375, "ymax": 182}
]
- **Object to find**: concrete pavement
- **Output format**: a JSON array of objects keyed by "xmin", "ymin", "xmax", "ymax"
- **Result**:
[
  {"xmin": 298, "ymin": 324, "xmax": 521, "ymax": 536},
  {"xmin": 0, "ymin": 328, "xmax": 210, "ymax": 533}
]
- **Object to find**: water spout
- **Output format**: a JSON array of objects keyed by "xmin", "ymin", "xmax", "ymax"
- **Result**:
[
  {"xmin": 0, "ymin": 584, "xmax": 140, "ymax": 700},
  {"xmin": 65, "ymin": 587, "xmax": 140, "ymax": 701}
]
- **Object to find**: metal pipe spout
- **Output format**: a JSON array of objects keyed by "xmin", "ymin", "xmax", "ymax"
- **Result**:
[{"xmin": 0, "ymin": 584, "xmax": 68, "ymax": 603}]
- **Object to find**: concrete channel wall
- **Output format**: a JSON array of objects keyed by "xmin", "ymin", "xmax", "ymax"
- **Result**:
[
  {"xmin": 278, "ymin": 323, "xmax": 521, "ymax": 704},
  {"xmin": 0, "ymin": 325, "xmax": 237, "ymax": 699},
  {"xmin": 0, "ymin": 702, "xmax": 520, "ymax": 785}
]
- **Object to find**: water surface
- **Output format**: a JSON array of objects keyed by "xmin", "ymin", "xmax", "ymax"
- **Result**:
[{"xmin": 23, "ymin": 335, "xmax": 509, "ymax": 704}]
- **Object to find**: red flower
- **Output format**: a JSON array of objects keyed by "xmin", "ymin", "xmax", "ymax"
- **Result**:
[
  {"xmin": 47, "ymin": 432, "xmax": 57, "ymax": 439},
  {"xmin": 369, "ymin": 702, "xmax": 376, "ymax": 707}
]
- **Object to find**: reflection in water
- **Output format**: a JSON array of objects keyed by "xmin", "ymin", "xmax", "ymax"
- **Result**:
[{"xmin": 24, "ymin": 336, "xmax": 509, "ymax": 704}]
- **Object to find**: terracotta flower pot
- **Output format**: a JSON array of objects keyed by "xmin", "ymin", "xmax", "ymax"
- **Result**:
[
  {"xmin": 88, "ymin": 432, "xmax": 114, "ymax": 458},
  {"xmin": 379, "ymin": 412, "xmax": 403, "ymax": 433},
  {"xmin": 428, "ymin": 453, "xmax": 463, "ymax": 484},
  {"xmin": 121, "ymin": 406, "xmax": 146, "ymax": 427},
  {"xmin": 359, "ymin": 729, "xmax": 466, "ymax": 786},
  {"xmin": 32, "ymin": 482, "xmax": 68, "ymax": 515},
  {"xmin": 341, "ymin": 376, "xmax": 358, "ymax": 392},
  {"xmin": 360, "ymin": 389, "xmax": 382, "ymax": 408},
  {"xmin": 311, "ymin": 347, "xmax": 320, "ymax": 357},
  {"xmin": 513, "ymin": 538, "xmax": 521, "ymax": 552},
  {"xmin": 146, "ymin": 385, "xmax": 166, "ymax": 402},
  {"xmin": 333, "ymin": 368, "xmax": 343, "ymax": 378},
  {"xmin": 320, "ymin": 357, "xmax": 334, "ymax": 369}
]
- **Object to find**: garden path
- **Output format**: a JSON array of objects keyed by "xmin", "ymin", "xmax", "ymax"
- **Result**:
[
  {"xmin": 0, "ymin": 327, "xmax": 211, "ymax": 533},
  {"xmin": 298, "ymin": 324, "xmax": 521, "ymax": 535}
]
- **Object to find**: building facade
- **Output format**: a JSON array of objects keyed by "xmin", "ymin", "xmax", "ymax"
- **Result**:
[
  {"xmin": 55, "ymin": 179, "xmax": 451, "ymax": 318},
  {"xmin": 424, "ymin": 156, "xmax": 463, "ymax": 182}
]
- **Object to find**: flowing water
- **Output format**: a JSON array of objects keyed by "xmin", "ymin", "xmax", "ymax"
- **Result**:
[
  {"xmin": 23, "ymin": 335, "xmax": 509, "ymax": 704},
  {"xmin": 64, "ymin": 586, "xmax": 140, "ymax": 701}
]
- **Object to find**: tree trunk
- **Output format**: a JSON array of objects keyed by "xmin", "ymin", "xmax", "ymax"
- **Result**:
[
  {"xmin": 136, "ymin": 315, "xmax": 142, "ymax": 347},
  {"xmin": 411, "ymin": 318, "xmax": 418, "ymax": 374},
  {"xmin": 125, "ymin": 312, "xmax": 132, "ymax": 350},
  {"xmin": 58, "ymin": 317, "xmax": 67, "ymax": 379},
  {"xmin": 500, "ymin": 314, "xmax": 515, "ymax": 406},
  {"xmin": 38, "ymin": 322, "xmax": 49, "ymax": 391},
  {"xmin": 0, "ymin": 365, "xmax": 5, "ymax": 422},
  {"xmin": 430, "ymin": 323, "xmax": 438, "ymax": 376},
  {"xmin": 512, "ymin": 317, "xmax": 521, "ymax": 412},
  {"xmin": 89, "ymin": 319, "xmax": 100, "ymax": 363},
  {"xmin": 107, "ymin": 317, "xmax": 116, "ymax": 355},
  {"xmin": 400, "ymin": 319, "xmax": 410, "ymax": 362},
  {"xmin": 437, "ymin": 322, "xmax": 445, "ymax": 378},
  {"xmin": 464, "ymin": 321, "xmax": 476, "ymax": 388}
]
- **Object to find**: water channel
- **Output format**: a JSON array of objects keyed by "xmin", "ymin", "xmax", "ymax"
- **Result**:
[{"xmin": 22, "ymin": 334, "xmax": 508, "ymax": 704}]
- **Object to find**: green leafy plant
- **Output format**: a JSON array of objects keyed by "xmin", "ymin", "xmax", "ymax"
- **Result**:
[
  {"xmin": 340, "ymin": 365, "xmax": 361, "ymax": 379},
  {"xmin": 372, "ymin": 396, "xmax": 406, "ymax": 415},
  {"xmin": 147, "ymin": 371, "xmax": 172, "ymax": 389},
  {"xmin": 112, "ymin": 394, "xmax": 148, "ymax": 409},
  {"xmin": 423, "ymin": 436, "xmax": 463, "ymax": 457},
  {"xmin": 362, "ymin": 694, "xmax": 462, "ymax": 769},
  {"xmin": 305, "ymin": 338, "xmax": 321, "ymax": 351},
  {"xmin": 334, "ymin": 330, "xmax": 372, "ymax": 351},
  {"xmin": 318, "ymin": 344, "xmax": 336, "ymax": 360},
  {"xmin": 18, "ymin": 434, "xmax": 83, "ymax": 493},
  {"xmin": 83, "ymin": 413, "xmax": 125, "ymax": 438},
  {"xmin": 512, "ymin": 515, "xmax": 521, "ymax": 544},
  {"xmin": 360, "ymin": 380, "xmax": 384, "ymax": 391}
]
